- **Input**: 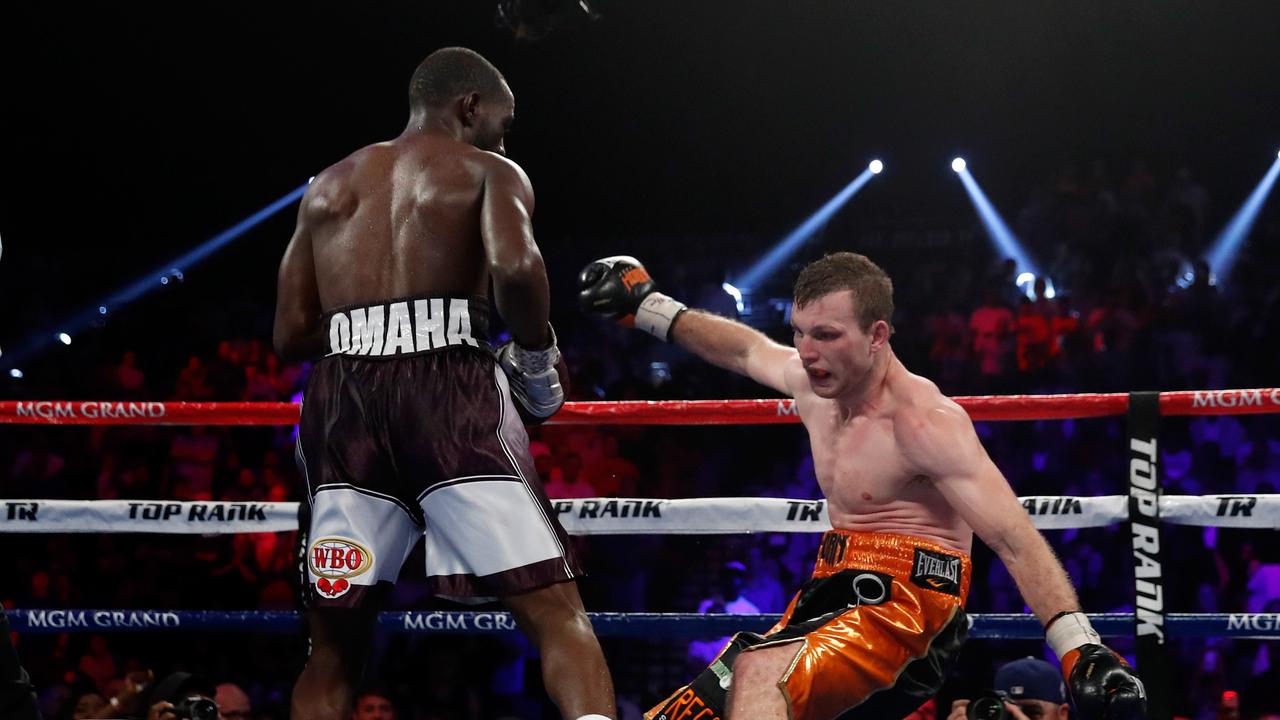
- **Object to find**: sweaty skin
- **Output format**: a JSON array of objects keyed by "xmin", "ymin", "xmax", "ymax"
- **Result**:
[
  {"xmin": 677, "ymin": 290, "xmax": 1079, "ymax": 619},
  {"xmin": 670, "ymin": 290, "xmax": 1082, "ymax": 718},
  {"xmin": 273, "ymin": 91, "xmax": 549, "ymax": 359},
  {"xmin": 274, "ymin": 81, "xmax": 614, "ymax": 720}
]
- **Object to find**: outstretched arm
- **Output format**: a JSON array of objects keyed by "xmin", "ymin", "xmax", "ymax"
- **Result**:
[
  {"xmin": 669, "ymin": 310, "xmax": 797, "ymax": 396},
  {"xmin": 577, "ymin": 255, "xmax": 797, "ymax": 395}
]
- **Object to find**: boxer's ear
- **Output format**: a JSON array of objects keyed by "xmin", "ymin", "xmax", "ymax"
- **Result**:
[
  {"xmin": 460, "ymin": 92, "xmax": 482, "ymax": 126},
  {"xmin": 869, "ymin": 319, "xmax": 891, "ymax": 351}
]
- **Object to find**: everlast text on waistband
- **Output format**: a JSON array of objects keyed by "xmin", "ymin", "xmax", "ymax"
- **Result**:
[{"xmin": 325, "ymin": 297, "xmax": 490, "ymax": 358}]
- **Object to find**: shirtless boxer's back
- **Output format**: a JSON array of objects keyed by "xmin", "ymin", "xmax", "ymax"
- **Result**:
[
  {"xmin": 274, "ymin": 47, "xmax": 614, "ymax": 720},
  {"xmin": 578, "ymin": 253, "xmax": 1143, "ymax": 720}
]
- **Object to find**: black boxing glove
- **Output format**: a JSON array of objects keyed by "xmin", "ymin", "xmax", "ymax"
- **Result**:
[
  {"xmin": 497, "ymin": 325, "xmax": 567, "ymax": 423},
  {"xmin": 577, "ymin": 256, "xmax": 688, "ymax": 341},
  {"xmin": 1047, "ymin": 612, "xmax": 1146, "ymax": 720}
]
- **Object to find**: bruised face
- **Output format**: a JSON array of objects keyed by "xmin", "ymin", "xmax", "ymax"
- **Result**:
[
  {"xmin": 469, "ymin": 83, "xmax": 515, "ymax": 156},
  {"xmin": 791, "ymin": 290, "xmax": 888, "ymax": 399}
]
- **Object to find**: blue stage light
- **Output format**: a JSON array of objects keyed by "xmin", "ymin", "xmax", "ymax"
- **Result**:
[
  {"xmin": 738, "ymin": 167, "xmax": 879, "ymax": 289},
  {"xmin": 57, "ymin": 333, "xmax": 71, "ymax": 345},
  {"xmin": 952, "ymin": 157, "xmax": 967, "ymax": 173},
  {"xmin": 721, "ymin": 282, "xmax": 745, "ymax": 314},
  {"xmin": 4, "ymin": 181, "xmax": 310, "ymax": 370},
  {"xmin": 956, "ymin": 165, "xmax": 1039, "ymax": 280},
  {"xmin": 9, "ymin": 369, "xmax": 22, "ymax": 379},
  {"xmin": 1205, "ymin": 154, "xmax": 1280, "ymax": 283},
  {"xmin": 869, "ymin": 159, "xmax": 884, "ymax": 175}
]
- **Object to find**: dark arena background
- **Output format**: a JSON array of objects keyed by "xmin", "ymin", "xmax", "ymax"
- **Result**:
[{"xmin": 3, "ymin": 2, "xmax": 1280, "ymax": 719}]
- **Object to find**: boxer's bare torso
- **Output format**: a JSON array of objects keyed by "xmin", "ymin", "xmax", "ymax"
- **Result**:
[
  {"xmin": 784, "ymin": 354, "xmax": 973, "ymax": 553},
  {"xmin": 273, "ymin": 91, "xmax": 552, "ymax": 359},
  {"xmin": 303, "ymin": 136, "xmax": 500, "ymax": 311}
]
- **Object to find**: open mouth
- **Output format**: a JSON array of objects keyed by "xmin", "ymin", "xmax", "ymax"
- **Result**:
[{"xmin": 807, "ymin": 368, "xmax": 831, "ymax": 381}]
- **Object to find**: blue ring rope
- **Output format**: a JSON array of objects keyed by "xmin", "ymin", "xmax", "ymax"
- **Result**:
[{"xmin": 8, "ymin": 610, "xmax": 1277, "ymax": 640}]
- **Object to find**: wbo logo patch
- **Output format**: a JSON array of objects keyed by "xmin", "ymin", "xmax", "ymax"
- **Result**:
[
  {"xmin": 309, "ymin": 537, "xmax": 373, "ymax": 599},
  {"xmin": 910, "ymin": 547, "xmax": 962, "ymax": 597}
]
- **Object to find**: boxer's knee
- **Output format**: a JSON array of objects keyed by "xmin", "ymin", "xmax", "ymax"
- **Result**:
[{"xmin": 726, "ymin": 643, "xmax": 797, "ymax": 719}]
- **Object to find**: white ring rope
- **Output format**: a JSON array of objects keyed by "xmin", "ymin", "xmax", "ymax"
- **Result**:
[{"xmin": 2, "ymin": 494, "xmax": 1275, "ymax": 535}]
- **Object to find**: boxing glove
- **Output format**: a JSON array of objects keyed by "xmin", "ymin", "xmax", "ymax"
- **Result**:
[
  {"xmin": 497, "ymin": 325, "xmax": 567, "ymax": 423},
  {"xmin": 577, "ymin": 255, "xmax": 687, "ymax": 341},
  {"xmin": 1047, "ymin": 612, "xmax": 1146, "ymax": 720}
]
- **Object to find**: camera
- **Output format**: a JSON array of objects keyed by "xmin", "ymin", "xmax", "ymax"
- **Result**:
[
  {"xmin": 172, "ymin": 695, "xmax": 219, "ymax": 720},
  {"xmin": 967, "ymin": 691, "xmax": 1011, "ymax": 720}
]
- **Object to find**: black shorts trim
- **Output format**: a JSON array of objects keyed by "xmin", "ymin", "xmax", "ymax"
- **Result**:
[
  {"xmin": 313, "ymin": 483, "xmax": 422, "ymax": 524},
  {"xmin": 416, "ymin": 474, "xmax": 523, "ymax": 504}
]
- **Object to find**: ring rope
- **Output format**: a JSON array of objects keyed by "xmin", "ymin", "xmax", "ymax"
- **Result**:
[
  {"xmin": 5, "ymin": 388, "xmax": 1273, "ymax": 718},
  {"xmin": 3, "ymin": 387, "xmax": 1280, "ymax": 426},
  {"xmin": 7, "ymin": 609, "xmax": 1277, "ymax": 640},
  {"xmin": 2, "ymin": 495, "xmax": 1276, "ymax": 534}
]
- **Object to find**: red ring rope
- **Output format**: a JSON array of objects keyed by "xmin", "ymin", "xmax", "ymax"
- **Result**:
[{"xmin": 1, "ymin": 388, "xmax": 1278, "ymax": 426}]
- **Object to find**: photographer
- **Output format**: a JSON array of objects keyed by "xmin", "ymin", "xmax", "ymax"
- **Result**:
[
  {"xmin": 948, "ymin": 657, "xmax": 1071, "ymax": 720},
  {"xmin": 144, "ymin": 672, "xmax": 219, "ymax": 720}
]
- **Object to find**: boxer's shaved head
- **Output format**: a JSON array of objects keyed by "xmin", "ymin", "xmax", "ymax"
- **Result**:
[{"xmin": 409, "ymin": 47, "xmax": 509, "ymax": 111}]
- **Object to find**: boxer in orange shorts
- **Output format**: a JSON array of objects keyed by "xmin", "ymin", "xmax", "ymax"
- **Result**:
[
  {"xmin": 579, "ymin": 253, "xmax": 1143, "ymax": 720},
  {"xmin": 652, "ymin": 531, "xmax": 969, "ymax": 720}
]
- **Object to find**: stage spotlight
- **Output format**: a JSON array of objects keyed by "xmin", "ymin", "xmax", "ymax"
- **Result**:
[
  {"xmin": 722, "ymin": 282, "xmax": 745, "ymax": 314},
  {"xmin": 9, "ymin": 369, "xmax": 22, "ymax": 379},
  {"xmin": 954, "ymin": 163, "xmax": 1040, "ymax": 282},
  {"xmin": 4, "ymin": 180, "xmax": 310, "ymax": 372},
  {"xmin": 738, "ymin": 167, "xmax": 880, "ymax": 289},
  {"xmin": 869, "ymin": 159, "xmax": 884, "ymax": 175},
  {"xmin": 57, "ymin": 333, "xmax": 71, "ymax": 345},
  {"xmin": 1205, "ymin": 153, "xmax": 1280, "ymax": 282}
]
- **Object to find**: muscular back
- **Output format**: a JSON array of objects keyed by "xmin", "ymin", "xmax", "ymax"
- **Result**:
[{"xmin": 305, "ymin": 135, "xmax": 494, "ymax": 309}]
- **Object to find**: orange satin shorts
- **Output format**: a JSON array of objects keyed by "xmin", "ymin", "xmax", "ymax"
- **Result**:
[{"xmin": 647, "ymin": 531, "xmax": 971, "ymax": 720}]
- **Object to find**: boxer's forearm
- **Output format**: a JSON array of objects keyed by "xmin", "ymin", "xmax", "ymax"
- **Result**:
[
  {"xmin": 993, "ymin": 520, "xmax": 1084, "ymax": 626},
  {"xmin": 491, "ymin": 255, "xmax": 551, "ymax": 348},
  {"xmin": 670, "ymin": 310, "xmax": 770, "ymax": 377},
  {"xmin": 272, "ymin": 307, "xmax": 324, "ymax": 362},
  {"xmin": 274, "ymin": 330, "xmax": 325, "ymax": 363}
]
